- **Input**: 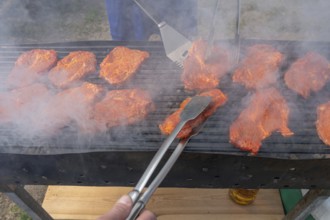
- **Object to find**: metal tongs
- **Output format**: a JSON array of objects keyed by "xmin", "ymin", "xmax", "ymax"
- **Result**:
[
  {"xmin": 235, "ymin": 0, "xmax": 241, "ymax": 64},
  {"xmin": 126, "ymin": 96, "xmax": 212, "ymax": 220},
  {"xmin": 133, "ymin": 0, "xmax": 192, "ymax": 68},
  {"xmin": 204, "ymin": 0, "xmax": 241, "ymax": 64},
  {"xmin": 204, "ymin": 0, "xmax": 221, "ymax": 61}
]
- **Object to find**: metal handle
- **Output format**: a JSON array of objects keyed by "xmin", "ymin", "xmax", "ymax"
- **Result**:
[
  {"xmin": 128, "ymin": 121, "xmax": 186, "ymax": 205},
  {"xmin": 127, "ymin": 140, "xmax": 187, "ymax": 220},
  {"xmin": 140, "ymin": 139, "xmax": 187, "ymax": 204},
  {"xmin": 126, "ymin": 201, "xmax": 146, "ymax": 220},
  {"xmin": 135, "ymin": 118, "xmax": 207, "ymax": 206},
  {"xmin": 204, "ymin": 0, "xmax": 221, "ymax": 60},
  {"xmin": 235, "ymin": 0, "xmax": 241, "ymax": 64},
  {"xmin": 235, "ymin": 0, "xmax": 241, "ymax": 40},
  {"xmin": 133, "ymin": 0, "xmax": 162, "ymax": 26},
  {"xmin": 128, "ymin": 96, "xmax": 211, "ymax": 204}
]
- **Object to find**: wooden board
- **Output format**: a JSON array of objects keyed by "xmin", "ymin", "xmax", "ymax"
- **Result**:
[
  {"xmin": 158, "ymin": 214, "xmax": 284, "ymax": 220},
  {"xmin": 42, "ymin": 187, "xmax": 284, "ymax": 220}
]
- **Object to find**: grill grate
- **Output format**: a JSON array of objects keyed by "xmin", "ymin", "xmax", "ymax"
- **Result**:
[{"xmin": 0, "ymin": 40, "xmax": 330, "ymax": 159}]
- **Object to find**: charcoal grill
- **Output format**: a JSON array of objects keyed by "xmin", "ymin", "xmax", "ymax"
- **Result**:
[{"xmin": 0, "ymin": 40, "xmax": 330, "ymax": 189}]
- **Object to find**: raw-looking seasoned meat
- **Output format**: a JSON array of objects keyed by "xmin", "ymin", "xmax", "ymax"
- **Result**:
[
  {"xmin": 284, "ymin": 52, "xmax": 330, "ymax": 99},
  {"xmin": 159, "ymin": 89, "xmax": 227, "ymax": 139},
  {"xmin": 182, "ymin": 39, "xmax": 231, "ymax": 91},
  {"xmin": 7, "ymin": 49, "xmax": 57, "ymax": 88},
  {"xmin": 90, "ymin": 89, "xmax": 154, "ymax": 132},
  {"xmin": 316, "ymin": 101, "xmax": 330, "ymax": 146},
  {"xmin": 35, "ymin": 82, "xmax": 103, "ymax": 135},
  {"xmin": 230, "ymin": 87, "xmax": 293, "ymax": 154},
  {"xmin": 48, "ymin": 51, "xmax": 97, "ymax": 88},
  {"xmin": 100, "ymin": 46, "xmax": 149, "ymax": 85},
  {"xmin": 233, "ymin": 44, "xmax": 283, "ymax": 89},
  {"xmin": 0, "ymin": 83, "xmax": 50, "ymax": 123}
]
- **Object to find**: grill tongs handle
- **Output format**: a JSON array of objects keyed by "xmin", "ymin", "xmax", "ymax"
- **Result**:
[{"xmin": 126, "ymin": 96, "xmax": 212, "ymax": 220}]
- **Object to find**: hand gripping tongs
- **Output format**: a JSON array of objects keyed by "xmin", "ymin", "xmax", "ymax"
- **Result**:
[
  {"xmin": 133, "ymin": 0, "xmax": 192, "ymax": 68},
  {"xmin": 126, "ymin": 96, "xmax": 212, "ymax": 220}
]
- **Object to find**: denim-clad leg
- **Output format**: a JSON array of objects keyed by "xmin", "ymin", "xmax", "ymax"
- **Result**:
[
  {"xmin": 105, "ymin": 0, "xmax": 158, "ymax": 41},
  {"xmin": 105, "ymin": 0, "xmax": 197, "ymax": 41},
  {"xmin": 131, "ymin": 3, "xmax": 158, "ymax": 40},
  {"xmin": 105, "ymin": 0, "xmax": 124, "ymax": 41}
]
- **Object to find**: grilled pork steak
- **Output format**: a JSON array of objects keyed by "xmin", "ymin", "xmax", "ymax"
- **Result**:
[
  {"xmin": 233, "ymin": 44, "xmax": 283, "ymax": 89},
  {"xmin": 159, "ymin": 89, "xmax": 227, "ymax": 139},
  {"xmin": 100, "ymin": 46, "xmax": 149, "ymax": 85},
  {"xmin": 230, "ymin": 87, "xmax": 293, "ymax": 154},
  {"xmin": 89, "ymin": 89, "xmax": 154, "ymax": 133},
  {"xmin": 284, "ymin": 52, "xmax": 330, "ymax": 98},
  {"xmin": 48, "ymin": 51, "xmax": 97, "ymax": 88},
  {"xmin": 7, "ymin": 49, "xmax": 57, "ymax": 88},
  {"xmin": 182, "ymin": 40, "xmax": 231, "ymax": 91},
  {"xmin": 34, "ymin": 82, "xmax": 103, "ymax": 135},
  {"xmin": 316, "ymin": 101, "xmax": 330, "ymax": 146},
  {"xmin": 0, "ymin": 83, "xmax": 50, "ymax": 123}
]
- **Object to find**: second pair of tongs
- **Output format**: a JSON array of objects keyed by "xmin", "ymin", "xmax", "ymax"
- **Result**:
[
  {"xmin": 126, "ymin": 96, "xmax": 212, "ymax": 220},
  {"xmin": 204, "ymin": 0, "xmax": 221, "ymax": 61},
  {"xmin": 204, "ymin": 0, "xmax": 241, "ymax": 64}
]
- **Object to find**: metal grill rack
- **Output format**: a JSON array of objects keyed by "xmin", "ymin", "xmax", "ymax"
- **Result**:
[
  {"xmin": 0, "ymin": 40, "xmax": 330, "ymax": 159},
  {"xmin": 0, "ymin": 40, "xmax": 330, "ymax": 220}
]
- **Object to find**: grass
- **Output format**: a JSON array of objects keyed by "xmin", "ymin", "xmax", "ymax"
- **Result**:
[{"xmin": 10, "ymin": 205, "xmax": 32, "ymax": 220}]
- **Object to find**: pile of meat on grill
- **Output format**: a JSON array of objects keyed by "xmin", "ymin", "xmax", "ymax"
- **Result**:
[
  {"xmin": 1, "ymin": 46, "xmax": 153, "ymax": 137},
  {"xmin": 2, "ymin": 39, "xmax": 330, "ymax": 154},
  {"xmin": 229, "ymin": 44, "xmax": 330, "ymax": 154}
]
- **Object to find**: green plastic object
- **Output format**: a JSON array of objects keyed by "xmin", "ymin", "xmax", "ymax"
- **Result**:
[{"xmin": 280, "ymin": 189, "xmax": 315, "ymax": 220}]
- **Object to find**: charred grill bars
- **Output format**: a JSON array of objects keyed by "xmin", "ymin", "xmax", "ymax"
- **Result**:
[{"xmin": 0, "ymin": 40, "xmax": 330, "ymax": 188}]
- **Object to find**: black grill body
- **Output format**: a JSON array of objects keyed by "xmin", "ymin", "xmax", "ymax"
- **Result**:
[{"xmin": 0, "ymin": 40, "xmax": 330, "ymax": 188}]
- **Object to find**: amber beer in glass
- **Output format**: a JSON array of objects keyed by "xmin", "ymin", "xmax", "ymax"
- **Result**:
[{"xmin": 228, "ymin": 188, "xmax": 259, "ymax": 205}]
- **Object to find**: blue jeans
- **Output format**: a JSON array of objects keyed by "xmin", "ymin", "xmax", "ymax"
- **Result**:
[{"xmin": 105, "ymin": 0, "xmax": 197, "ymax": 41}]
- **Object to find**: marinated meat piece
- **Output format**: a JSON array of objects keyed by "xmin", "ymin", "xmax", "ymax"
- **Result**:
[
  {"xmin": 0, "ymin": 83, "xmax": 50, "ymax": 123},
  {"xmin": 48, "ymin": 51, "xmax": 97, "ymax": 88},
  {"xmin": 100, "ymin": 46, "xmax": 149, "ymax": 85},
  {"xmin": 316, "ymin": 101, "xmax": 330, "ymax": 146},
  {"xmin": 230, "ymin": 88, "xmax": 293, "ymax": 154},
  {"xmin": 182, "ymin": 39, "xmax": 231, "ymax": 91},
  {"xmin": 35, "ymin": 82, "xmax": 103, "ymax": 135},
  {"xmin": 284, "ymin": 52, "xmax": 330, "ymax": 99},
  {"xmin": 160, "ymin": 89, "xmax": 227, "ymax": 139},
  {"xmin": 91, "ymin": 89, "xmax": 154, "ymax": 132},
  {"xmin": 7, "ymin": 49, "xmax": 57, "ymax": 88},
  {"xmin": 233, "ymin": 44, "xmax": 283, "ymax": 89}
]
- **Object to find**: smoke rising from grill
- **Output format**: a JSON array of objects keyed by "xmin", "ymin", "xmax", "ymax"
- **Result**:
[{"xmin": 0, "ymin": 1, "xmax": 329, "ymax": 156}]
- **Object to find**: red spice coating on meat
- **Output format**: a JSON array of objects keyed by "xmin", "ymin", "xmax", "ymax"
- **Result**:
[
  {"xmin": 90, "ymin": 89, "xmax": 154, "ymax": 133},
  {"xmin": 182, "ymin": 39, "xmax": 231, "ymax": 91},
  {"xmin": 100, "ymin": 46, "xmax": 149, "ymax": 85},
  {"xmin": 230, "ymin": 87, "xmax": 293, "ymax": 154},
  {"xmin": 7, "ymin": 49, "xmax": 57, "ymax": 88},
  {"xmin": 316, "ymin": 101, "xmax": 330, "ymax": 146},
  {"xmin": 233, "ymin": 44, "xmax": 283, "ymax": 89},
  {"xmin": 159, "ymin": 89, "xmax": 227, "ymax": 139},
  {"xmin": 48, "ymin": 51, "xmax": 97, "ymax": 88},
  {"xmin": 284, "ymin": 52, "xmax": 330, "ymax": 98}
]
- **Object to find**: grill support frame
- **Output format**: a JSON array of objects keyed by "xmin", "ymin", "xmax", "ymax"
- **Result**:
[
  {"xmin": 0, "ymin": 184, "xmax": 53, "ymax": 220},
  {"xmin": 0, "ymin": 152, "xmax": 329, "ymax": 188},
  {"xmin": 1, "ymin": 40, "xmax": 330, "ymax": 219}
]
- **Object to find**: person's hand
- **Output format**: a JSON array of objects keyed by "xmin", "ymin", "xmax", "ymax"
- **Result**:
[{"xmin": 97, "ymin": 195, "xmax": 156, "ymax": 220}]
